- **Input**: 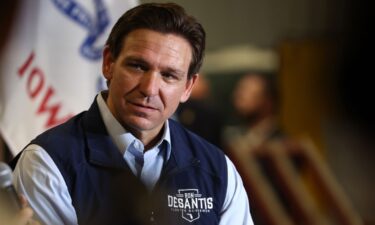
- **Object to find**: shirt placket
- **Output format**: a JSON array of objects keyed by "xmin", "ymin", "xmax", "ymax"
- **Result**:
[{"xmin": 129, "ymin": 139, "xmax": 145, "ymax": 178}]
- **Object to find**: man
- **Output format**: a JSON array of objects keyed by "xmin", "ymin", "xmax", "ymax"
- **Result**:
[{"xmin": 12, "ymin": 3, "xmax": 253, "ymax": 225}]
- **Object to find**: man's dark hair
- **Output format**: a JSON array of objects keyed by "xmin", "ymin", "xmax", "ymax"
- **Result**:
[{"xmin": 105, "ymin": 3, "xmax": 206, "ymax": 79}]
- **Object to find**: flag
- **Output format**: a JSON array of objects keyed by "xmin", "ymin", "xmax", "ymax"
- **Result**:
[{"xmin": 0, "ymin": 0, "xmax": 138, "ymax": 155}]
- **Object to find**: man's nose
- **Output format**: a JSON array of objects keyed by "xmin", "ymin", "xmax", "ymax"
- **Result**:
[{"xmin": 139, "ymin": 72, "xmax": 160, "ymax": 97}]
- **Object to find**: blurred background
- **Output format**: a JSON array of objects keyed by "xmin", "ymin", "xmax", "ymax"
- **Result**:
[{"xmin": 1, "ymin": 0, "xmax": 373, "ymax": 224}]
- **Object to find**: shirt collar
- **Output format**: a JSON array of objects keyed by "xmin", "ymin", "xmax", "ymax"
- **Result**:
[{"xmin": 96, "ymin": 92, "xmax": 171, "ymax": 159}]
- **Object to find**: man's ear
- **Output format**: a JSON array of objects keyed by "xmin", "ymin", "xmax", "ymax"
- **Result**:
[
  {"xmin": 180, "ymin": 73, "xmax": 199, "ymax": 103},
  {"xmin": 102, "ymin": 46, "xmax": 114, "ymax": 80}
]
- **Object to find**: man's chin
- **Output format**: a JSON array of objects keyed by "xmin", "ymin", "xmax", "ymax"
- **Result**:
[{"xmin": 124, "ymin": 117, "xmax": 160, "ymax": 132}]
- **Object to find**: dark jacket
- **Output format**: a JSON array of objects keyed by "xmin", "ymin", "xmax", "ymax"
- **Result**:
[{"xmin": 13, "ymin": 99, "xmax": 228, "ymax": 225}]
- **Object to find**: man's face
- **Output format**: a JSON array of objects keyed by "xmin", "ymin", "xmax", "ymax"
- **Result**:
[
  {"xmin": 102, "ymin": 29, "xmax": 197, "ymax": 138},
  {"xmin": 233, "ymin": 75, "xmax": 267, "ymax": 117}
]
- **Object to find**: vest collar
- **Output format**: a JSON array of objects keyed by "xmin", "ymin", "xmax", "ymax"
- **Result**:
[
  {"xmin": 82, "ymin": 97, "xmax": 199, "ymax": 171},
  {"xmin": 82, "ymin": 97, "xmax": 129, "ymax": 169},
  {"xmin": 162, "ymin": 119, "xmax": 201, "ymax": 175}
]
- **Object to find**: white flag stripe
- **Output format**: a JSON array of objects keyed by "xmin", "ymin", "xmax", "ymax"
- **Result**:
[{"xmin": 0, "ymin": 0, "xmax": 138, "ymax": 155}]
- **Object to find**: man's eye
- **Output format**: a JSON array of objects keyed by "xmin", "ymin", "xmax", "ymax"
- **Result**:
[
  {"xmin": 128, "ymin": 63, "xmax": 146, "ymax": 71},
  {"xmin": 162, "ymin": 73, "xmax": 177, "ymax": 80}
]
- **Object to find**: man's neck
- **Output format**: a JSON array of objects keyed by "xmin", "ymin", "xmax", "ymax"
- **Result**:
[{"xmin": 124, "ymin": 123, "xmax": 165, "ymax": 151}]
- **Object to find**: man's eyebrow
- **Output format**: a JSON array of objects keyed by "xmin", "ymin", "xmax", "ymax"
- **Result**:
[
  {"xmin": 124, "ymin": 56, "xmax": 186, "ymax": 77},
  {"xmin": 124, "ymin": 56, "xmax": 148, "ymax": 64},
  {"xmin": 164, "ymin": 67, "xmax": 185, "ymax": 77}
]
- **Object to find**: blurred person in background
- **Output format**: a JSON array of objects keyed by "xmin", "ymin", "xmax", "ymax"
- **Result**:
[
  {"xmin": 0, "ymin": 2, "xmax": 39, "ymax": 225},
  {"xmin": 225, "ymin": 72, "xmax": 284, "ymax": 150},
  {"xmin": 0, "ymin": 194, "xmax": 40, "ymax": 225},
  {"xmin": 223, "ymin": 72, "xmax": 289, "ymax": 225}
]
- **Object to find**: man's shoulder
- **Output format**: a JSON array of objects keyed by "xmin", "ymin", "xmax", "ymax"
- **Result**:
[
  {"xmin": 28, "ymin": 111, "xmax": 88, "ymax": 160},
  {"xmin": 168, "ymin": 119, "xmax": 227, "ymax": 173},
  {"xmin": 34, "ymin": 111, "xmax": 86, "ymax": 141},
  {"xmin": 169, "ymin": 119, "xmax": 223, "ymax": 153}
]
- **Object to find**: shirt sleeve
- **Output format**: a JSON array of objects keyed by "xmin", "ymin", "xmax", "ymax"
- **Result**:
[
  {"xmin": 220, "ymin": 156, "xmax": 254, "ymax": 225},
  {"xmin": 12, "ymin": 144, "xmax": 78, "ymax": 225}
]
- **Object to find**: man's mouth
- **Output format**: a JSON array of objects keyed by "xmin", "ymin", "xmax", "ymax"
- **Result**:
[{"xmin": 130, "ymin": 102, "xmax": 158, "ymax": 111}]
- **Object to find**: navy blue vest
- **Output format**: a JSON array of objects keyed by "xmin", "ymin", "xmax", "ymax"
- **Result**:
[{"xmin": 14, "ymin": 99, "xmax": 228, "ymax": 225}]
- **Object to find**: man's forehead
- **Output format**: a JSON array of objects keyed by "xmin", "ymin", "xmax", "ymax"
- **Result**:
[
  {"xmin": 121, "ymin": 29, "xmax": 192, "ymax": 69},
  {"xmin": 124, "ymin": 29, "xmax": 190, "ymax": 52}
]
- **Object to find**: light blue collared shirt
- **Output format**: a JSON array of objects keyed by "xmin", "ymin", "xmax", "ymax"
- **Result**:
[
  {"xmin": 13, "ymin": 93, "xmax": 254, "ymax": 225},
  {"xmin": 96, "ymin": 93, "xmax": 171, "ymax": 190}
]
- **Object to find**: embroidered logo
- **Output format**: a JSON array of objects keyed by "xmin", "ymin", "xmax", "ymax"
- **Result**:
[{"xmin": 167, "ymin": 189, "xmax": 213, "ymax": 222}]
